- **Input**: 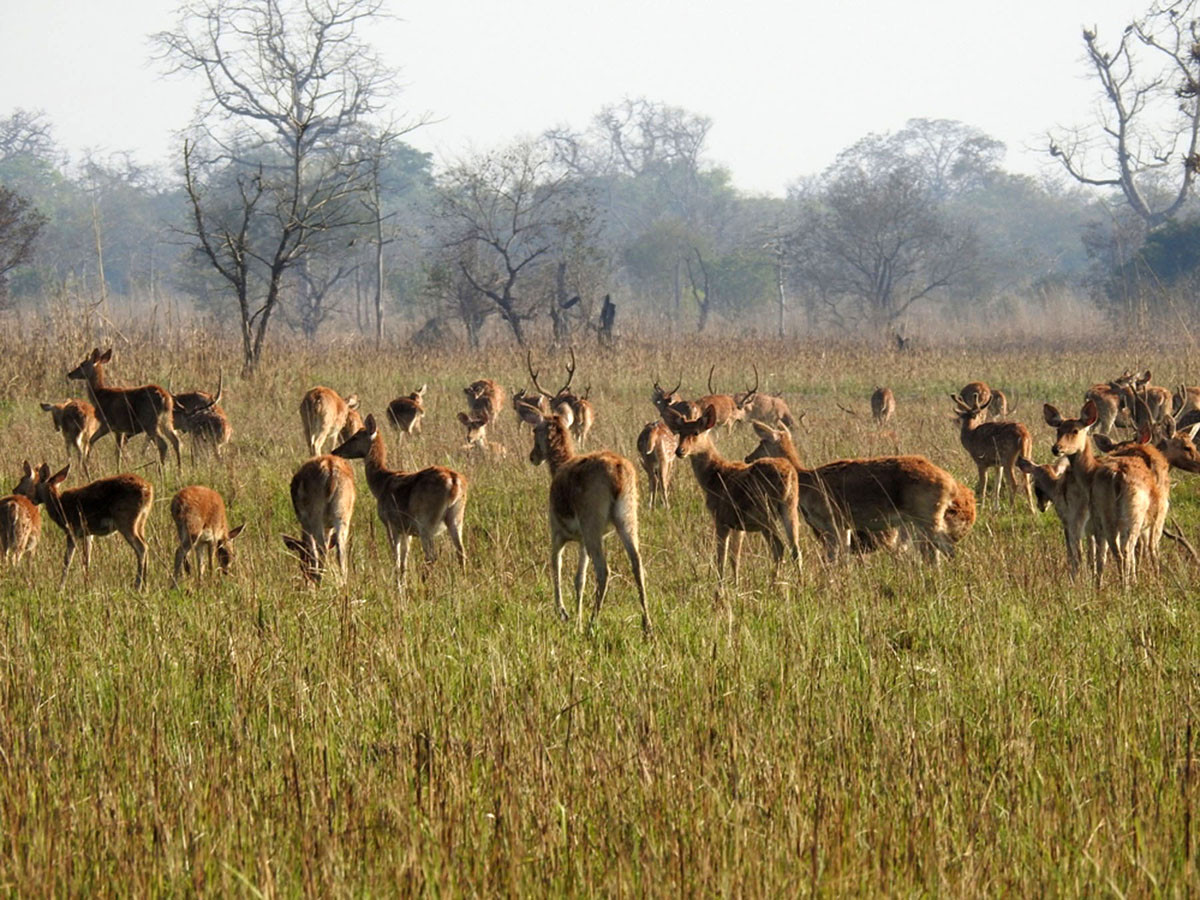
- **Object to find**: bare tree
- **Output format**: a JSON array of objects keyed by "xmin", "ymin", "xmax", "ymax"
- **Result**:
[
  {"xmin": 0, "ymin": 186, "xmax": 45, "ymax": 302},
  {"xmin": 0, "ymin": 110, "xmax": 55, "ymax": 161},
  {"xmin": 155, "ymin": 0, "xmax": 395, "ymax": 373},
  {"xmin": 1048, "ymin": 1, "xmax": 1200, "ymax": 227}
]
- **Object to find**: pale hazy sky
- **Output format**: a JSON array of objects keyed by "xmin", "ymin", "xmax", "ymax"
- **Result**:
[{"xmin": 1, "ymin": 0, "xmax": 1149, "ymax": 195}]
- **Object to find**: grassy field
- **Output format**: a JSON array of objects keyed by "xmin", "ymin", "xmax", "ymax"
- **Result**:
[{"xmin": 0, "ymin": 321, "xmax": 1198, "ymax": 894}]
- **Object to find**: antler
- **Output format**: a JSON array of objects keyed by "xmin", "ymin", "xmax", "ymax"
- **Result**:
[
  {"xmin": 558, "ymin": 347, "xmax": 577, "ymax": 396},
  {"xmin": 707, "ymin": 364, "xmax": 717, "ymax": 396},
  {"xmin": 741, "ymin": 364, "xmax": 759, "ymax": 407},
  {"xmin": 527, "ymin": 351, "xmax": 555, "ymax": 399}
]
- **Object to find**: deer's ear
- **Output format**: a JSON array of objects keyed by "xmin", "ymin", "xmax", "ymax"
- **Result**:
[
  {"xmin": 702, "ymin": 405, "xmax": 718, "ymax": 431},
  {"xmin": 1043, "ymin": 404, "xmax": 1063, "ymax": 427},
  {"xmin": 98, "ymin": 348, "xmax": 112, "ymax": 363},
  {"xmin": 22, "ymin": 460, "xmax": 32, "ymax": 477},
  {"xmin": 345, "ymin": 394, "xmax": 359, "ymax": 409},
  {"xmin": 363, "ymin": 413, "xmax": 377, "ymax": 434},
  {"xmin": 226, "ymin": 524, "xmax": 245, "ymax": 541},
  {"xmin": 516, "ymin": 404, "xmax": 542, "ymax": 426},
  {"xmin": 50, "ymin": 464, "xmax": 70, "ymax": 486},
  {"xmin": 458, "ymin": 412, "xmax": 472, "ymax": 426},
  {"xmin": 1079, "ymin": 400, "xmax": 1098, "ymax": 427}
]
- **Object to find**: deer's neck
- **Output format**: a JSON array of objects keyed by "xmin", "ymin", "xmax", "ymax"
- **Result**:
[
  {"xmin": 363, "ymin": 435, "xmax": 399, "ymax": 497},
  {"xmin": 1065, "ymin": 439, "xmax": 1102, "ymax": 483},
  {"xmin": 687, "ymin": 438, "xmax": 734, "ymax": 488},
  {"xmin": 544, "ymin": 421, "xmax": 576, "ymax": 475}
]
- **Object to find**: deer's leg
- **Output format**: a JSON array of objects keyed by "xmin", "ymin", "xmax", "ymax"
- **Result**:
[
  {"xmin": 573, "ymin": 544, "xmax": 588, "ymax": 619},
  {"xmin": 614, "ymin": 518, "xmax": 650, "ymax": 635},
  {"xmin": 715, "ymin": 525, "xmax": 730, "ymax": 585},
  {"xmin": 172, "ymin": 538, "xmax": 192, "ymax": 587},
  {"xmin": 550, "ymin": 531, "xmax": 569, "ymax": 621},
  {"xmin": 583, "ymin": 533, "xmax": 608, "ymax": 634},
  {"xmin": 124, "ymin": 529, "xmax": 149, "ymax": 591},
  {"xmin": 445, "ymin": 502, "xmax": 467, "ymax": 569},
  {"xmin": 59, "ymin": 535, "xmax": 77, "ymax": 590},
  {"xmin": 729, "ymin": 530, "xmax": 744, "ymax": 587},
  {"xmin": 975, "ymin": 464, "xmax": 988, "ymax": 505}
]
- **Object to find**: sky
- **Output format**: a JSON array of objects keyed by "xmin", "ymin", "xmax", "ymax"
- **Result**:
[{"xmin": 0, "ymin": 0, "xmax": 1152, "ymax": 196}]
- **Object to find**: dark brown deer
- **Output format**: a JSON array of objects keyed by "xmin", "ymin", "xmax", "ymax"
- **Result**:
[
  {"xmin": 170, "ymin": 485, "xmax": 244, "ymax": 585},
  {"xmin": 333, "ymin": 415, "xmax": 467, "ymax": 591},
  {"xmin": 518, "ymin": 391, "xmax": 650, "ymax": 633},
  {"xmin": 952, "ymin": 394, "xmax": 1035, "ymax": 510},
  {"xmin": 67, "ymin": 348, "xmax": 182, "ymax": 468},
  {"xmin": 281, "ymin": 455, "xmax": 357, "ymax": 584},
  {"xmin": 386, "ymin": 385, "xmax": 426, "ymax": 437},
  {"xmin": 15, "ymin": 462, "xmax": 153, "ymax": 589},
  {"xmin": 636, "ymin": 420, "xmax": 677, "ymax": 508},
  {"xmin": 40, "ymin": 399, "xmax": 101, "ymax": 475},
  {"xmin": 300, "ymin": 387, "xmax": 361, "ymax": 457}
]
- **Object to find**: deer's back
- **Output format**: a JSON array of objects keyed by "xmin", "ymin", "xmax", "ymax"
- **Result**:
[{"xmin": 59, "ymin": 475, "xmax": 152, "ymax": 536}]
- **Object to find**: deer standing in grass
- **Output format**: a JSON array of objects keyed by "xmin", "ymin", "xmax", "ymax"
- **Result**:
[
  {"xmin": 300, "ymin": 387, "xmax": 362, "ymax": 457},
  {"xmin": 15, "ymin": 462, "xmax": 153, "ymax": 590},
  {"xmin": 745, "ymin": 422, "xmax": 969, "ymax": 561},
  {"xmin": 172, "ymin": 373, "xmax": 231, "ymax": 458},
  {"xmin": 651, "ymin": 377, "xmax": 701, "ymax": 422},
  {"xmin": 170, "ymin": 485, "xmax": 244, "ymax": 586},
  {"xmin": 40, "ymin": 399, "xmax": 100, "ymax": 476},
  {"xmin": 1091, "ymin": 424, "xmax": 1170, "ymax": 569},
  {"xmin": 512, "ymin": 388, "xmax": 549, "ymax": 430},
  {"xmin": 0, "ymin": 463, "xmax": 41, "ymax": 563},
  {"xmin": 333, "ymin": 415, "xmax": 467, "ymax": 590},
  {"xmin": 281, "ymin": 455, "xmax": 356, "ymax": 584},
  {"xmin": 386, "ymin": 385, "xmax": 426, "ymax": 437},
  {"xmin": 464, "ymin": 379, "xmax": 506, "ymax": 427},
  {"xmin": 636, "ymin": 420, "xmax": 677, "ymax": 508},
  {"xmin": 527, "ymin": 350, "xmax": 595, "ymax": 446},
  {"xmin": 693, "ymin": 365, "xmax": 745, "ymax": 431},
  {"xmin": 521, "ymin": 359, "xmax": 650, "ymax": 633},
  {"xmin": 952, "ymin": 394, "xmax": 1035, "ymax": 510},
  {"xmin": 958, "ymin": 382, "xmax": 992, "ymax": 413},
  {"xmin": 458, "ymin": 413, "xmax": 506, "ymax": 456},
  {"xmin": 1115, "ymin": 370, "xmax": 1172, "ymax": 426},
  {"xmin": 67, "ymin": 348, "xmax": 182, "ymax": 468},
  {"xmin": 870, "ymin": 387, "xmax": 895, "ymax": 425}
]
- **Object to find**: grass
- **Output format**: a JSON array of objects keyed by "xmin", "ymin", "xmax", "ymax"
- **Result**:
[{"xmin": 0, "ymin": 324, "xmax": 1198, "ymax": 894}]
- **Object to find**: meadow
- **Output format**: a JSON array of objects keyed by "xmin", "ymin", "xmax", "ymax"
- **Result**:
[{"xmin": 0, "ymin": 315, "xmax": 1198, "ymax": 895}]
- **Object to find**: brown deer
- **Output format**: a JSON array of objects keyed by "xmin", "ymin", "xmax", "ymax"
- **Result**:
[
  {"xmin": 951, "ymin": 394, "xmax": 1035, "ymax": 510},
  {"xmin": 526, "ymin": 350, "xmax": 595, "ymax": 445},
  {"xmin": 0, "ymin": 462, "xmax": 41, "ymax": 564},
  {"xmin": 734, "ymin": 369, "xmax": 796, "ymax": 429},
  {"xmin": 67, "ymin": 348, "xmax": 182, "ymax": 468},
  {"xmin": 958, "ymin": 381, "xmax": 992, "ymax": 412},
  {"xmin": 15, "ymin": 462, "xmax": 153, "ymax": 590},
  {"xmin": 870, "ymin": 387, "xmax": 895, "ymax": 425},
  {"xmin": 1115, "ymin": 370, "xmax": 1172, "ymax": 427},
  {"xmin": 457, "ymin": 413, "xmax": 506, "ymax": 456},
  {"xmin": 636, "ymin": 420, "xmax": 677, "ymax": 508},
  {"xmin": 987, "ymin": 388, "xmax": 1014, "ymax": 419},
  {"xmin": 665, "ymin": 403, "xmax": 802, "ymax": 585},
  {"xmin": 170, "ymin": 485, "xmax": 244, "ymax": 585},
  {"xmin": 463, "ymin": 379, "xmax": 506, "ymax": 426},
  {"xmin": 386, "ymin": 385, "xmax": 426, "ymax": 437},
  {"xmin": 1084, "ymin": 375, "xmax": 1134, "ymax": 436},
  {"xmin": 1157, "ymin": 416, "xmax": 1200, "ymax": 473},
  {"xmin": 1090, "ymin": 425, "xmax": 1170, "ymax": 568},
  {"xmin": 333, "ymin": 415, "xmax": 467, "ymax": 590},
  {"xmin": 40, "ymin": 399, "xmax": 101, "ymax": 475},
  {"xmin": 172, "ymin": 372, "xmax": 231, "ymax": 458},
  {"xmin": 651, "ymin": 377, "xmax": 702, "ymax": 422},
  {"xmin": 282, "ymin": 455, "xmax": 356, "ymax": 584},
  {"xmin": 1173, "ymin": 384, "xmax": 1200, "ymax": 419},
  {"xmin": 300, "ymin": 386, "xmax": 362, "ymax": 457},
  {"xmin": 745, "ymin": 422, "xmax": 967, "ymax": 561},
  {"xmin": 517, "ymin": 400, "xmax": 649, "ymax": 633},
  {"xmin": 512, "ymin": 388, "xmax": 549, "ymax": 430},
  {"xmin": 693, "ymin": 365, "xmax": 746, "ymax": 431}
]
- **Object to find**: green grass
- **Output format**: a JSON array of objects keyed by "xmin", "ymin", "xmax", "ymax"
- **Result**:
[{"xmin": 0, "ymin": 327, "xmax": 1197, "ymax": 894}]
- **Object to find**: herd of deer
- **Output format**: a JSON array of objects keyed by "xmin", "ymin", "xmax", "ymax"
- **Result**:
[{"xmin": 4, "ymin": 349, "xmax": 1199, "ymax": 634}]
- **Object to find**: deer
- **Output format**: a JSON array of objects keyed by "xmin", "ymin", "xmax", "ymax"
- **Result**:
[
  {"xmin": 463, "ymin": 379, "xmax": 506, "ymax": 427},
  {"xmin": 67, "ymin": 347, "xmax": 182, "ymax": 468},
  {"xmin": 636, "ymin": 420, "xmax": 677, "ymax": 508},
  {"xmin": 512, "ymin": 388, "xmax": 549, "ymax": 431},
  {"xmin": 300, "ymin": 386, "xmax": 362, "ymax": 457},
  {"xmin": 0, "ymin": 462, "xmax": 41, "ymax": 564},
  {"xmin": 1084, "ymin": 374, "xmax": 1136, "ymax": 436},
  {"xmin": 1172, "ymin": 384, "xmax": 1200, "ymax": 420},
  {"xmin": 517, "ymin": 397, "xmax": 650, "ymax": 633},
  {"xmin": 664, "ymin": 393, "xmax": 803, "ymax": 586},
  {"xmin": 745, "ymin": 422, "xmax": 967, "ymax": 561},
  {"xmin": 333, "ymin": 415, "xmax": 467, "ymax": 591},
  {"xmin": 951, "ymin": 393, "xmax": 1035, "ymax": 510},
  {"xmin": 987, "ymin": 388, "xmax": 1017, "ymax": 420},
  {"xmin": 14, "ymin": 462, "xmax": 153, "ymax": 590},
  {"xmin": 281, "ymin": 455, "xmax": 356, "ymax": 585},
  {"xmin": 958, "ymin": 382, "xmax": 992, "ymax": 413},
  {"xmin": 170, "ymin": 485, "xmax": 244, "ymax": 586},
  {"xmin": 172, "ymin": 372, "xmax": 231, "ymax": 458},
  {"xmin": 651, "ymin": 377, "xmax": 702, "ymax": 422},
  {"xmin": 40, "ymin": 399, "xmax": 101, "ymax": 476},
  {"xmin": 693, "ymin": 365, "xmax": 746, "ymax": 431},
  {"xmin": 1115, "ymin": 370, "xmax": 1172, "ymax": 428},
  {"xmin": 870, "ymin": 387, "xmax": 895, "ymax": 425},
  {"xmin": 457, "ymin": 413, "xmax": 506, "ymax": 456},
  {"xmin": 526, "ymin": 350, "xmax": 594, "ymax": 446},
  {"xmin": 386, "ymin": 385, "xmax": 426, "ymax": 437}
]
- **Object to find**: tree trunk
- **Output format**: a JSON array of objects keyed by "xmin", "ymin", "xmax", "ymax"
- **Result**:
[{"xmin": 374, "ymin": 212, "xmax": 385, "ymax": 349}]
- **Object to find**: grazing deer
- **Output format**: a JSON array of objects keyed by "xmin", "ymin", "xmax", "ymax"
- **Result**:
[
  {"xmin": 40, "ymin": 399, "xmax": 100, "ymax": 476},
  {"xmin": 300, "ymin": 386, "xmax": 362, "ymax": 457},
  {"xmin": 958, "ymin": 381, "xmax": 992, "ymax": 413},
  {"xmin": 15, "ymin": 462, "xmax": 153, "ymax": 590},
  {"xmin": 386, "ymin": 385, "xmax": 426, "ymax": 437},
  {"xmin": 636, "ymin": 420, "xmax": 677, "ymax": 508},
  {"xmin": 170, "ymin": 485, "xmax": 244, "ymax": 585},
  {"xmin": 951, "ymin": 394, "xmax": 1035, "ymax": 510},
  {"xmin": 457, "ymin": 413, "xmax": 506, "ymax": 456},
  {"xmin": 745, "ymin": 422, "xmax": 966, "ymax": 561},
  {"xmin": 870, "ymin": 387, "xmax": 895, "ymax": 425},
  {"xmin": 526, "ymin": 350, "xmax": 595, "ymax": 445},
  {"xmin": 517, "ymin": 400, "xmax": 650, "ymax": 633},
  {"xmin": 333, "ymin": 415, "xmax": 467, "ymax": 590},
  {"xmin": 172, "ymin": 372, "xmax": 231, "ymax": 458},
  {"xmin": 735, "ymin": 371, "xmax": 797, "ymax": 429},
  {"xmin": 67, "ymin": 347, "xmax": 182, "ymax": 468},
  {"xmin": 0, "ymin": 462, "xmax": 41, "ymax": 563},
  {"xmin": 651, "ymin": 377, "xmax": 701, "ymax": 422},
  {"xmin": 463, "ymin": 379, "xmax": 506, "ymax": 426},
  {"xmin": 987, "ymin": 388, "xmax": 1015, "ymax": 419},
  {"xmin": 665, "ymin": 403, "xmax": 802, "ymax": 585},
  {"xmin": 693, "ymin": 365, "xmax": 746, "ymax": 431},
  {"xmin": 281, "ymin": 455, "xmax": 356, "ymax": 584}
]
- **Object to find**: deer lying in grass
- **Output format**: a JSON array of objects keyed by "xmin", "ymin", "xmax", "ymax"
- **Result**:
[
  {"xmin": 67, "ymin": 347, "xmax": 182, "ymax": 468},
  {"xmin": 636, "ymin": 420, "xmax": 677, "ymax": 508},
  {"xmin": 281, "ymin": 455, "xmax": 356, "ymax": 584},
  {"xmin": 745, "ymin": 422, "xmax": 968, "ymax": 561},
  {"xmin": 15, "ymin": 462, "xmax": 153, "ymax": 590},
  {"xmin": 386, "ymin": 385, "xmax": 426, "ymax": 437},
  {"xmin": 0, "ymin": 462, "xmax": 41, "ymax": 564},
  {"xmin": 952, "ymin": 394, "xmax": 1035, "ymax": 510},
  {"xmin": 870, "ymin": 387, "xmax": 895, "ymax": 425},
  {"xmin": 464, "ymin": 379, "xmax": 506, "ymax": 426},
  {"xmin": 173, "ymin": 373, "xmax": 231, "ymax": 459},
  {"xmin": 300, "ymin": 387, "xmax": 362, "ymax": 457},
  {"xmin": 40, "ymin": 399, "xmax": 100, "ymax": 476},
  {"xmin": 170, "ymin": 485, "xmax": 244, "ymax": 586},
  {"xmin": 517, "ymin": 401, "xmax": 650, "ymax": 633},
  {"xmin": 333, "ymin": 415, "xmax": 467, "ymax": 591},
  {"xmin": 458, "ymin": 413, "xmax": 506, "ymax": 456},
  {"xmin": 665, "ymin": 403, "xmax": 802, "ymax": 585},
  {"xmin": 651, "ymin": 377, "xmax": 701, "ymax": 422}
]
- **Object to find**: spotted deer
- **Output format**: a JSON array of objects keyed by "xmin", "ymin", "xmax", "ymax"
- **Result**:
[
  {"xmin": 734, "ymin": 371, "xmax": 796, "ymax": 429},
  {"xmin": 300, "ymin": 387, "xmax": 362, "ymax": 457},
  {"xmin": 518, "ymin": 390, "xmax": 650, "ymax": 633},
  {"xmin": 386, "ymin": 385, "xmax": 426, "ymax": 437},
  {"xmin": 170, "ymin": 485, "xmax": 244, "ymax": 585},
  {"xmin": 651, "ymin": 377, "xmax": 701, "ymax": 422},
  {"xmin": 636, "ymin": 420, "xmax": 677, "ymax": 508},
  {"xmin": 15, "ymin": 462, "xmax": 153, "ymax": 590},
  {"xmin": 281, "ymin": 455, "xmax": 356, "ymax": 584},
  {"xmin": 1115, "ymin": 370, "xmax": 1172, "ymax": 428},
  {"xmin": 40, "ymin": 399, "xmax": 101, "ymax": 476},
  {"xmin": 1084, "ymin": 374, "xmax": 1135, "ymax": 436},
  {"xmin": 870, "ymin": 387, "xmax": 895, "ymax": 425},
  {"xmin": 173, "ymin": 373, "xmax": 231, "ymax": 459},
  {"xmin": 1090, "ymin": 425, "xmax": 1170, "ymax": 568},
  {"xmin": 333, "ymin": 415, "xmax": 467, "ymax": 590},
  {"xmin": 67, "ymin": 348, "xmax": 182, "ymax": 468},
  {"xmin": 0, "ymin": 462, "xmax": 41, "ymax": 564},
  {"xmin": 958, "ymin": 382, "xmax": 992, "ymax": 413},
  {"xmin": 952, "ymin": 394, "xmax": 1035, "ymax": 510}
]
